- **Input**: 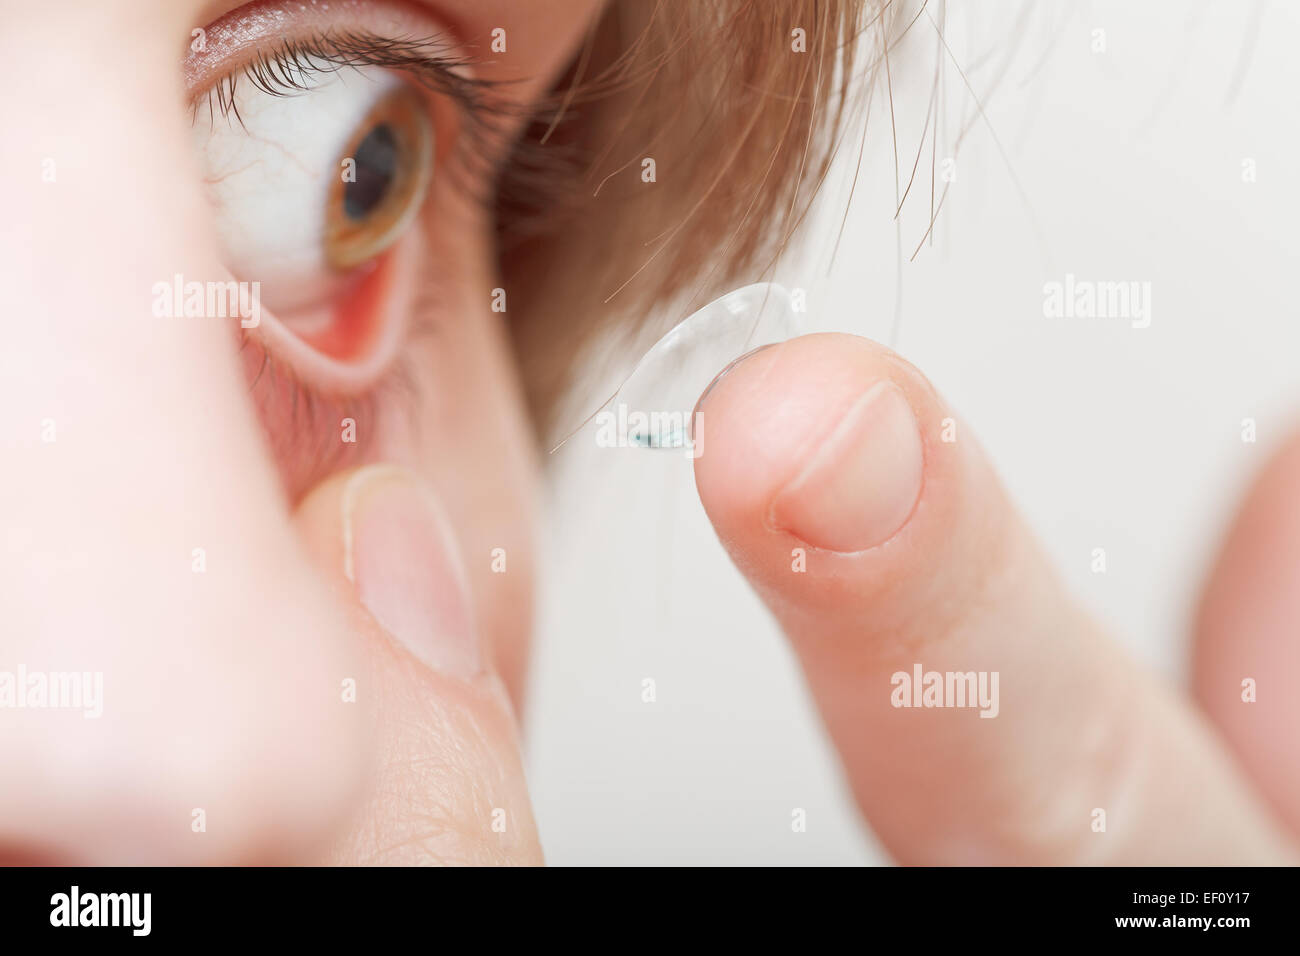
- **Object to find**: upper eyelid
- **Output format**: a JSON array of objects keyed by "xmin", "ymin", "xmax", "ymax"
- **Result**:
[{"xmin": 190, "ymin": 29, "xmax": 507, "ymax": 127}]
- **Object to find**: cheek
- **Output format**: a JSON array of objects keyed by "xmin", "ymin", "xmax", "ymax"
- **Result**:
[{"xmin": 372, "ymin": 184, "xmax": 540, "ymax": 700}]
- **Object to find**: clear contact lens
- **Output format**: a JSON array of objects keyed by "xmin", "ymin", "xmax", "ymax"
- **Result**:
[{"xmin": 555, "ymin": 282, "xmax": 801, "ymax": 453}]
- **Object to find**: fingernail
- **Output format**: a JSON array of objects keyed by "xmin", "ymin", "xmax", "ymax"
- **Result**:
[
  {"xmin": 343, "ymin": 466, "xmax": 479, "ymax": 677},
  {"xmin": 769, "ymin": 381, "xmax": 924, "ymax": 553}
]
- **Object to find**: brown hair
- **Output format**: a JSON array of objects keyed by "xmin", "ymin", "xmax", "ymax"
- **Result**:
[{"xmin": 493, "ymin": 0, "xmax": 887, "ymax": 436}]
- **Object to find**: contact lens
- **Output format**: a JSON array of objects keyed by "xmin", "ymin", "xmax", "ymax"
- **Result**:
[{"xmin": 565, "ymin": 282, "xmax": 802, "ymax": 452}]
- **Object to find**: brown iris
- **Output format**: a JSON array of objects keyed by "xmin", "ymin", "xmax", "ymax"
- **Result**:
[{"xmin": 325, "ymin": 85, "xmax": 433, "ymax": 271}]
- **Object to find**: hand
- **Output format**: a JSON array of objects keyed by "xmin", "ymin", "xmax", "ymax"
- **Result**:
[{"xmin": 692, "ymin": 332, "xmax": 1299, "ymax": 864}]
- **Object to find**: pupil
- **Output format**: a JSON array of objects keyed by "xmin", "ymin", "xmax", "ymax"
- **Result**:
[{"xmin": 344, "ymin": 123, "xmax": 398, "ymax": 221}]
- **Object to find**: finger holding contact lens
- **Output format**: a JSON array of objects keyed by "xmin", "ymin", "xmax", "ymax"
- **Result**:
[{"xmin": 562, "ymin": 283, "xmax": 802, "ymax": 455}]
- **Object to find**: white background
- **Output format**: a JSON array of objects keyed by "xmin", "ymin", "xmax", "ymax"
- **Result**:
[{"xmin": 525, "ymin": 0, "xmax": 1300, "ymax": 865}]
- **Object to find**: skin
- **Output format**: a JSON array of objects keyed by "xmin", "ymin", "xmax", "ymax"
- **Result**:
[
  {"xmin": 0, "ymin": 0, "xmax": 594, "ymax": 865},
  {"xmin": 1, "ymin": 0, "xmax": 1296, "ymax": 865}
]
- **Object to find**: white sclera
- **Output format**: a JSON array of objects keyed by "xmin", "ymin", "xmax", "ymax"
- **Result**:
[
  {"xmin": 615, "ymin": 282, "xmax": 801, "ymax": 448},
  {"xmin": 191, "ymin": 62, "xmax": 401, "ymax": 314}
]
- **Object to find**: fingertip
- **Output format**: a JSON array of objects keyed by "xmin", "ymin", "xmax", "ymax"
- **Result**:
[
  {"xmin": 293, "ymin": 467, "xmax": 543, "ymax": 865},
  {"xmin": 1194, "ymin": 428, "xmax": 1300, "ymax": 834},
  {"xmin": 693, "ymin": 333, "xmax": 952, "ymax": 564}
]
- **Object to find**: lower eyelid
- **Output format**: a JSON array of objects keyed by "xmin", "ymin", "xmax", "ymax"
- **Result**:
[
  {"xmin": 237, "ymin": 215, "xmax": 430, "ymax": 498},
  {"xmin": 243, "ymin": 315, "xmax": 438, "ymax": 504},
  {"xmin": 250, "ymin": 220, "xmax": 425, "ymax": 395},
  {"xmin": 240, "ymin": 333, "xmax": 377, "ymax": 500}
]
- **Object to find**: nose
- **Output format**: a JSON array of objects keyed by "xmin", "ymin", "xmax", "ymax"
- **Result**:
[{"xmin": 0, "ymin": 0, "xmax": 367, "ymax": 863}]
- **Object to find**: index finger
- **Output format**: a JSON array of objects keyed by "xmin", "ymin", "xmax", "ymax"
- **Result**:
[{"xmin": 694, "ymin": 333, "xmax": 1294, "ymax": 864}]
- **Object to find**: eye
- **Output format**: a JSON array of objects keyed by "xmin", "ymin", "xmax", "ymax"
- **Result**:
[
  {"xmin": 327, "ymin": 86, "xmax": 433, "ymax": 271},
  {"xmin": 182, "ymin": 10, "xmax": 495, "ymax": 498},
  {"xmin": 191, "ymin": 63, "xmax": 433, "ymax": 354}
]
